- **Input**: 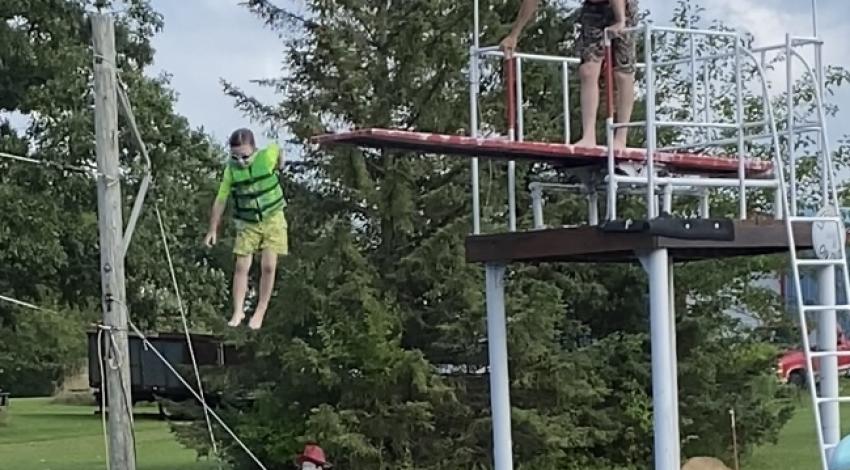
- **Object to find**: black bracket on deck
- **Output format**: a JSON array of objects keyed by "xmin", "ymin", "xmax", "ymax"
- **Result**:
[{"xmin": 599, "ymin": 215, "xmax": 735, "ymax": 241}]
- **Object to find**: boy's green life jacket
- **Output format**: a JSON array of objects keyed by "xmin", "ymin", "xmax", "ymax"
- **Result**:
[{"xmin": 229, "ymin": 146, "xmax": 285, "ymax": 223}]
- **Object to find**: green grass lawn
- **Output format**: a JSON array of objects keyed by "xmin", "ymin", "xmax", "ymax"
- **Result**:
[
  {"xmin": 747, "ymin": 390, "xmax": 850, "ymax": 470},
  {"xmin": 0, "ymin": 397, "xmax": 216, "ymax": 470},
  {"xmin": 0, "ymin": 391, "xmax": 846, "ymax": 469}
]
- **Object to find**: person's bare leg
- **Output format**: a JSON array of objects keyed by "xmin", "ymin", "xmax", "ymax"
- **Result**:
[
  {"xmin": 573, "ymin": 60, "xmax": 603, "ymax": 148},
  {"xmin": 613, "ymin": 70, "xmax": 636, "ymax": 149},
  {"xmin": 248, "ymin": 249, "xmax": 278, "ymax": 330},
  {"xmin": 229, "ymin": 254, "xmax": 252, "ymax": 326}
]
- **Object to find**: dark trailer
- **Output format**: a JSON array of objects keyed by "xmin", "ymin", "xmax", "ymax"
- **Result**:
[{"xmin": 87, "ymin": 331, "xmax": 243, "ymax": 409}]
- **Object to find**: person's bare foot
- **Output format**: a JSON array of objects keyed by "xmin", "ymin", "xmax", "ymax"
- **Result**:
[
  {"xmin": 573, "ymin": 137, "xmax": 598, "ymax": 148},
  {"xmin": 227, "ymin": 312, "xmax": 245, "ymax": 327},
  {"xmin": 247, "ymin": 313, "xmax": 265, "ymax": 330},
  {"xmin": 612, "ymin": 136, "xmax": 628, "ymax": 150}
]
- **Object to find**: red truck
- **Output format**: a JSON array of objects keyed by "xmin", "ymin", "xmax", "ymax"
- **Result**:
[{"xmin": 777, "ymin": 328, "xmax": 850, "ymax": 386}]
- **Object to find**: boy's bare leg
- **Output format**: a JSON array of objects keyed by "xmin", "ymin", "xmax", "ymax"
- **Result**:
[
  {"xmin": 613, "ymin": 70, "xmax": 636, "ymax": 149},
  {"xmin": 248, "ymin": 249, "xmax": 278, "ymax": 330},
  {"xmin": 573, "ymin": 60, "xmax": 603, "ymax": 148},
  {"xmin": 229, "ymin": 254, "xmax": 252, "ymax": 326}
]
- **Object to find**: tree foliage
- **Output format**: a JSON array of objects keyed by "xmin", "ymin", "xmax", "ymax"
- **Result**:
[
  {"xmin": 0, "ymin": 0, "xmax": 229, "ymax": 394},
  {"xmin": 199, "ymin": 0, "xmax": 850, "ymax": 468}
]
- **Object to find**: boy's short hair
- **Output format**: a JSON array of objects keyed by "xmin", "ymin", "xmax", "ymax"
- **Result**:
[{"xmin": 229, "ymin": 128, "xmax": 256, "ymax": 148}]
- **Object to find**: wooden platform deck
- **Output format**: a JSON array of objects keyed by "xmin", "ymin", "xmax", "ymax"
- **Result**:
[
  {"xmin": 465, "ymin": 219, "xmax": 810, "ymax": 264},
  {"xmin": 313, "ymin": 128, "xmax": 774, "ymax": 176}
]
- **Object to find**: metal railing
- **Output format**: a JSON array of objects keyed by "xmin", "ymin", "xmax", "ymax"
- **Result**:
[
  {"xmin": 529, "ymin": 181, "xmax": 714, "ymax": 229},
  {"xmin": 468, "ymin": 9, "xmax": 828, "ymax": 233}
]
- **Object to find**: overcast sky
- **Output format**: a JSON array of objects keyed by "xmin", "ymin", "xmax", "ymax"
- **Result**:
[{"xmin": 146, "ymin": 0, "xmax": 849, "ymax": 151}]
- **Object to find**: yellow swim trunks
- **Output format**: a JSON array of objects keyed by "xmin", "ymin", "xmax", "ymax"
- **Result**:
[{"xmin": 233, "ymin": 210, "xmax": 289, "ymax": 256}]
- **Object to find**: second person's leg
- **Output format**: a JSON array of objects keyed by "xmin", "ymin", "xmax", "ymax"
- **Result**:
[
  {"xmin": 248, "ymin": 249, "xmax": 278, "ymax": 330},
  {"xmin": 229, "ymin": 254, "xmax": 252, "ymax": 326},
  {"xmin": 612, "ymin": 0, "xmax": 638, "ymax": 149},
  {"xmin": 575, "ymin": 60, "xmax": 603, "ymax": 147},
  {"xmin": 574, "ymin": 4, "xmax": 608, "ymax": 148},
  {"xmin": 230, "ymin": 223, "xmax": 262, "ymax": 327},
  {"xmin": 248, "ymin": 211, "xmax": 289, "ymax": 330}
]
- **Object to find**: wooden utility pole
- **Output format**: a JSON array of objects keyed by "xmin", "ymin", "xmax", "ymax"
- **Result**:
[{"xmin": 92, "ymin": 14, "xmax": 137, "ymax": 470}]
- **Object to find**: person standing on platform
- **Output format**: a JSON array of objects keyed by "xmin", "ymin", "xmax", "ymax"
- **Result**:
[{"xmin": 499, "ymin": 0, "xmax": 639, "ymax": 153}]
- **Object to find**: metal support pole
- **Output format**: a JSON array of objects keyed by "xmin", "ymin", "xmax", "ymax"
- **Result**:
[
  {"xmin": 703, "ymin": 63, "xmax": 711, "ymax": 141},
  {"xmin": 469, "ymin": 49, "xmax": 481, "ymax": 234},
  {"xmin": 774, "ymin": 184, "xmax": 783, "ymax": 220},
  {"xmin": 603, "ymin": 32, "xmax": 620, "ymax": 221},
  {"xmin": 786, "ymin": 34, "xmax": 797, "ymax": 217},
  {"xmin": 92, "ymin": 14, "xmax": 137, "ymax": 470},
  {"xmin": 811, "ymin": 0, "xmax": 819, "ymax": 39},
  {"xmin": 640, "ymin": 249, "xmax": 678, "ymax": 470},
  {"xmin": 562, "ymin": 62, "xmax": 571, "ymax": 143},
  {"xmin": 474, "ymin": 0, "xmax": 480, "ymax": 48},
  {"xmin": 662, "ymin": 184, "xmax": 673, "ymax": 214},
  {"xmin": 508, "ymin": 58, "xmax": 522, "ymax": 232},
  {"xmin": 606, "ymin": 117, "xmax": 617, "ymax": 221},
  {"xmin": 588, "ymin": 189, "xmax": 600, "ymax": 226},
  {"xmin": 811, "ymin": 0, "xmax": 827, "ymax": 204},
  {"xmin": 817, "ymin": 265, "xmax": 840, "ymax": 458},
  {"xmin": 485, "ymin": 263, "xmax": 513, "ymax": 470},
  {"xmin": 644, "ymin": 26, "xmax": 657, "ymax": 219},
  {"xmin": 472, "ymin": 159, "xmax": 481, "ymax": 234},
  {"xmin": 688, "ymin": 16, "xmax": 698, "ymax": 123},
  {"xmin": 816, "ymin": 41, "xmax": 828, "ymax": 204},
  {"xmin": 471, "ymin": 0, "xmax": 480, "ymax": 234},
  {"xmin": 506, "ymin": 58, "xmax": 517, "ymax": 232},
  {"xmin": 531, "ymin": 186, "xmax": 544, "ymax": 229},
  {"xmin": 516, "ymin": 58, "xmax": 525, "ymax": 142},
  {"xmin": 654, "ymin": 193, "xmax": 660, "ymax": 219},
  {"xmin": 734, "ymin": 34, "xmax": 747, "ymax": 220},
  {"xmin": 699, "ymin": 189, "xmax": 710, "ymax": 219},
  {"xmin": 668, "ymin": 258, "xmax": 681, "ymax": 470},
  {"xmin": 507, "ymin": 165, "xmax": 517, "ymax": 231}
]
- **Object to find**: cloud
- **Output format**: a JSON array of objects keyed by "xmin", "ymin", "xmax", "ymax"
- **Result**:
[{"xmin": 147, "ymin": 1, "xmax": 281, "ymax": 146}]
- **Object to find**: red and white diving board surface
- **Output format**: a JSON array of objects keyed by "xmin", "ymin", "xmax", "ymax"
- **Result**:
[{"xmin": 313, "ymin": 128, "xmax": 774, "ymax": 177}]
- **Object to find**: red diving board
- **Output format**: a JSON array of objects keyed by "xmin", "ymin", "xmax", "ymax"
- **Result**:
[{"xmin": 313, "ymin": 128, "xmax": 774, "ymax": 176}]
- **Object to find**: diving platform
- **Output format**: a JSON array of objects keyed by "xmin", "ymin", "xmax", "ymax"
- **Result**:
[{"xmin": 314, "ymin": 128, "xmax": 774, "ymax": 176}]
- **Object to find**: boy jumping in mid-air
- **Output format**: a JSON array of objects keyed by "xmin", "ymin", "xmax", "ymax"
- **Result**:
[{"xmin": 204, "ymin": 128, "xmax": 288, "ymax": 330}]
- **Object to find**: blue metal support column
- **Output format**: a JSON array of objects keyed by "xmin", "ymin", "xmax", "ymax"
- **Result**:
[
  {"xmin": 485, "ymin": 263, "xmax": 513, "ymax": 470},
  {"xmin": 640, "ymin": 249, "xmax": 680, "ymax": 470}
]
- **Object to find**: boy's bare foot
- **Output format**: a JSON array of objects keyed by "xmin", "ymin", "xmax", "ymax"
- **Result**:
[
  {"xmin": 227, "ymin": 312, "xmax": 245, "ymax": 327},
  {"xmin": 248, "ymin": 313, "xmax": 265, "ymax": 330}
]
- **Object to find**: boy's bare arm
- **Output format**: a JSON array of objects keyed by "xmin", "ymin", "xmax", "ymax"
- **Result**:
[{"xmin": 204, "ymin": 199, "xmax": 226, "ymax": 247}]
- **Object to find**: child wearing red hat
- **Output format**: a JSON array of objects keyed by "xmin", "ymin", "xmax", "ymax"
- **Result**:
[{"xmin": 296, "ymin": 444, "xmax": 331, "ymax": 469}]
